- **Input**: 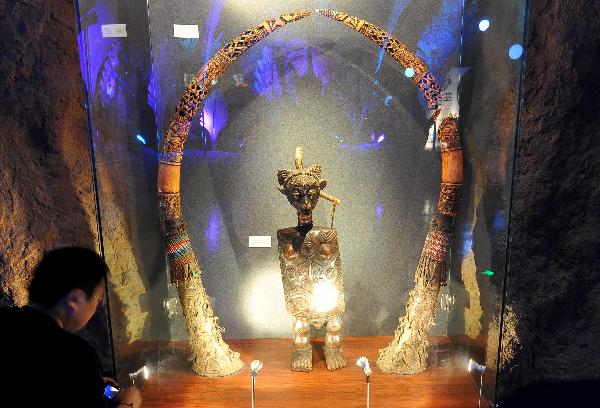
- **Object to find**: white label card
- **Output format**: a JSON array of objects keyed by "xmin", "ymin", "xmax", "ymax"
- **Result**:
[
  {"xmin": 101, "ymin": 24, "xmax": 127, "ymax": 38},
  {"xmin": 174, "ymin": 24, "xmax": 200, "ymax": 39},
  {"xmin": 248, "ymin": 236, "xmax": 272, "ymax": 248}
]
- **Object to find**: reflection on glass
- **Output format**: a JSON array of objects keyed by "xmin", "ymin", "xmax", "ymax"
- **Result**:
[{"xmin": 75, "ymin": 0, "xmax": 528, "ymax": 404}]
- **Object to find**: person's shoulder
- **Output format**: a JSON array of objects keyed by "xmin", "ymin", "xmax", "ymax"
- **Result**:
[
  {"xmin": 56, "ymin": 330, "xmax": 103, "ymax": 382},
  {"xmin": 0, "ymin": 305, "xmax": 23, "ymax": 318},
  {"xmin": 60, "ymin": 329, "xmax": 99, "ymax": 358},
  {"xmin": 0, "ymin": 306, "xmax": 30, "ymax": 328}
]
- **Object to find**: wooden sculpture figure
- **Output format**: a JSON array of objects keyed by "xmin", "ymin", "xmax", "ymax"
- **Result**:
[{"xmin": 276, "ymin": 148, "xmax": 346, "ymax": 372}]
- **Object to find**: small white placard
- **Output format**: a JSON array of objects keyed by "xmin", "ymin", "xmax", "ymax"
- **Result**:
[
  {"xmin": 174, "ymin": 24, "xmax": 200, "ymax": 39},
  {"xmin": 101, "ymin": 24, "xmax": 127, "ymax": 38},
  {"xmin": 249, "ymin": 236, "xmax": 272, "ymax": 248}
]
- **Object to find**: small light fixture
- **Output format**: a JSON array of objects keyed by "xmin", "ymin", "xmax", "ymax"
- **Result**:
[
  {"xmin": 467, "ymin": 358, "xmax": 486, "ymax": 373},
  {"xmin": 478, "ymin": 19, "xmax": 490, "ymax": 32},
  {"xmin": 128, "ymin": 365, "xmax": 149, "ymax": 387},
  {"xmin": 467, "ymin": 359, "xmax": 486, "ymax": 408},
  {"xmin": 251, "ymin": 360, "xmax": 263, "ymax": 408},
  {"xmin": 404, "ymin": 67, "xmax": 415, "ymax": 78},
  {"xmin": 509, "ymin": 44, "xmax": 524, "ymax": 60},
  {"xmin": 251, "ymin": 359, "xmax": 263, "ymax": 374},
  {"xmin": 356, "ymin": 357, "xmax": 371, "ymax": 408}
]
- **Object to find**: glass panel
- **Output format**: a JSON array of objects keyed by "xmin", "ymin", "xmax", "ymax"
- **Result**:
[
  {"xmin": 75, "ymin": 0, "xmax": 527, "ymax": 405},
  {"xmin": 448, "ymin": 0, "xmax": 527, "ymax": 405}
]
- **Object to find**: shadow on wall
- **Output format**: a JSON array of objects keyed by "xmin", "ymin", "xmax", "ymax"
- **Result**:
[{"xmin": 0, "ymin": 0, "xmax": 111, "ymax": 366}]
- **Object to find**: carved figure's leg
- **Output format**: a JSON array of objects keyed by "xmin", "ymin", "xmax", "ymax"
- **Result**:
[
  {"xmin": 324, "ymin": 316, "xmax": 346, "ymax": 370},
  {"xmin": 291, "ymin": 319, "xmax": 312, "ymax": 372}
]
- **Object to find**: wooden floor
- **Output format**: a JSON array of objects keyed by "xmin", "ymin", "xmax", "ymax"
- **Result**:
[{"xmin": 117, "ymin": 337, "xmax": 490, "ymax": 408}]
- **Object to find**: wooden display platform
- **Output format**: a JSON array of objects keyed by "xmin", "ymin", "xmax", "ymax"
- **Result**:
[{"xmin": 117, "ymin": 336, "xmax": 489, "ymax": 408}]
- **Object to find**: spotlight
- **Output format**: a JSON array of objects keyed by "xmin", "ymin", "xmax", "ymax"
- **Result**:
[
  {"xmin": 467, "ymin": 358, "xmax": 486, "ymax": 373},
  {"xmin": 136, "ymin": 134, "xmax": 147, "ymax": 145},
  {"xmin": 128, "ymin": 365, "xmax": 149, "ymax": 387},
  {"xmin": 356, "ymin": 356, "xmax": 371, "ymax": 376},
  {"xmin": 467, "ymin": 359, "xmax": 486, "ymax": 408},
  {"xmin": 404, "ymin": 67, "xmax": 415, "ymax": 78},
  {"xmin": 356, "ymin": 357, "xmax": 371, "ymax": 408},
  {"xmin": 478, "ymin": 19, "xmax": 490, "ymax": 32},
  {"xmin": 251, "ymin": 359, "xmax": 264, "ymax": 375},
  {"xmin": 251, "ymin": 360, "xmax": 263, "ymax": 408},
  {"xmin": 509, "ymin": 44, "xmax": 524, "ymax": 60},
  {"xmin": 377, "ymin": 135, "xmax": 385, "ymax": 144}
]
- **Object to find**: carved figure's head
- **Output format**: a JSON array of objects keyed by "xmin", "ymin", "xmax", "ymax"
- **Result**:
[{"xmin": 277, "ymin": 164, "xmax": 327, "ymax": 226}]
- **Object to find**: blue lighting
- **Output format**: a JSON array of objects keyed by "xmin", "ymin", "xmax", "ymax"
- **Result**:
[
  {"xmin": 180, "ymin": 38, "xmax": 199, "ymax": 49},
  {"xmin": 204, "ymin": 209, "xmax": 220, "ymax": 253},
  {"xmin": 375, "ymin": 203, "xmax": 384, "ymax": 222},
  {"xmin": 416, "ymin": 0, "xmax": 462, "ymax": 86},
  {"xmin": 404, "ymin": 67, "xmax": 415, "ymax": 78},
  {"xmin": 493, "ymin": 211, "xmax": 506, "ymax": 232},
  {"xmin": 136, "ymin": 134, "xmax": 147, "ymax": 145},
  {"xmin": 384, "ymin": 95, "xmax": 393, "ymax": 106},
  {"xmin": 461, "ymin": 230, "xmax": 473, "ymax": 256},
  {"xmin": 478, "ymin": 19, "xmax": 490, "ymax": 32},
  {"xmin": 202, "ymin": 0, "xmax": 224, "ymax": 65},
  {"xmin": 253, "ymin": 46, "xmax": 283, "ymax": 100},
  {"xmin": 104, "ymin": 385, "xmax": 118, "ymax": 399},
  {"xmin": 509, "ymin": 44, "xmax": 524, "ymax": 60},
  {"xmin": 377, "ymin": 134, "xmax": 385, "ymax": 143},
  {"xmin": 374, "ymin": 0, "xmax": 410, "ymax": 73}
]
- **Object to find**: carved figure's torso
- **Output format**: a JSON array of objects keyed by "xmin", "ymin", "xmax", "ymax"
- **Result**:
[{"xmin": 277, "ymin": 225, "xmax": 345, "ymax": 328}]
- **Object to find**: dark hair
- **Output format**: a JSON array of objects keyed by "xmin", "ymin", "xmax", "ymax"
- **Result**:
[{"xmin": 28, "ymin": 247, "xmax": 108, "ymax": 308}]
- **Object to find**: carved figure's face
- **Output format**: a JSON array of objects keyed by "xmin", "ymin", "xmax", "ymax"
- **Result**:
[
  {"xmin": 278, "ymin": 165, "xmax": 327, "ymax": 225},
  {"xmin": 285, "ymin": 176, "xmax": 321, "ymax": 225}
]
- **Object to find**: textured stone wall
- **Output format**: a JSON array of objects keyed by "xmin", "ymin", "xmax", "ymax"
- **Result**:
[
  {"xmin": 0, "ymin": 0, "xmax": 114, "ymax": 366},
  {"xmin": 0, "ymin": 0, "xmax": 98, "ymax": 305},
  {"xmin": 498, "ymin": 0, "xmax": 600, "ymax": 396}
]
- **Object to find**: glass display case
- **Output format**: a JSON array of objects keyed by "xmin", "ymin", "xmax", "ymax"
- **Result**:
[{"xmin": 75, "ymin": 0, "xmax": 527, "ymax": 406}]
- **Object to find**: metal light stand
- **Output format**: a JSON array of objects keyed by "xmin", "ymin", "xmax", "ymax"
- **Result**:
[
  {"xmin": 478, "ymin": 371, "xmax": 483, "ymax": 408},
  {"xmin": 356, "ymin": 357, "xmax": 372, "ymax": 408},
  {"xmin": 366, "ymin": 372, "xmax": 371, "ymax": 408},
  {"xmin": 251, "ymin": 371, "xmax": 256, "ymax": 408},
  {"xmin": 467, "ymin": 359, "xmax": 486, "ymax": 408},
  {"xmin": 250, "ymin": 360, "xmax": 263, "ymax": 408}
]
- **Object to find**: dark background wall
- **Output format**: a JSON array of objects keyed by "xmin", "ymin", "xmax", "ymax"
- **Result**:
[
  {"xmin": 0, "ymin": 0, "xmax": 598, "ymax": 400},
  {"xmin": 0, "ymin": 0, "xmax": 97, "ymax": 305},
  {"xmin": 0, "ymin": 0, "xmax": 112, "ymax": 367},
  {"xmin": 498, "ymin": 0, "xmax": 600, "ymax": 398}
]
